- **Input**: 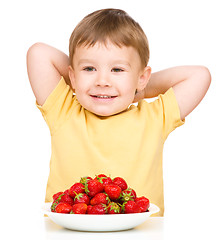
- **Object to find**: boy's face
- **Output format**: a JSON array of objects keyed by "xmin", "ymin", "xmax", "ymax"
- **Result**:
[{"xmin": 69, "ymin": 41, "xmax": 151, "ymax": 116}]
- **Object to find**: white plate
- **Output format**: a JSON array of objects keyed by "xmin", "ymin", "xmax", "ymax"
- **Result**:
[{"xmin": 42, "ymin": 202, "xmax": 159, "ymax": 232}]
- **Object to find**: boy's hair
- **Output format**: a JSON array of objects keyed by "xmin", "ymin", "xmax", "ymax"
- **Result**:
[{"xmin": 69, "ymin": 8, "xmax": 149, "ymax": 68}]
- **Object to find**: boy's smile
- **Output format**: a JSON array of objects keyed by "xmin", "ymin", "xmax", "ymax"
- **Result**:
[{"xmin": 69, "ymin": 41, "xmax": 151, "ymax": 116}]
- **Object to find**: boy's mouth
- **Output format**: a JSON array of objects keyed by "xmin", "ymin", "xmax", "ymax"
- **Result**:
[
  {"xmin": 91, "ymin": 95, "xmax": 117, "ymax": 99},
  {"xmin": 89, "ymin": 94, "xmax": 118, "ymax": 103}
]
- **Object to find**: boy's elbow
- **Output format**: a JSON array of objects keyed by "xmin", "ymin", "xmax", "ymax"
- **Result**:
[
  {"xmin": 27, "ymin": 42, "xmax": 45, "ymax": 58},
  {"xmin": 197, "ymin": 66, "xmax": 212, "ymax": 88},
  {"xmin": 26, "ymin": 42, "xmax": 49, "ymax": 72}
]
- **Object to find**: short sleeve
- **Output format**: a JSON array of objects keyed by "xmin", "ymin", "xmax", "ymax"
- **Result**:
[
  {"xmin": 36, "ymin": 77, "xmax": 74, "ymax": 134},
  {"xmin": 162, "ymin": 87, "xmax": 185, "ymax": 140},
  {"xmin": 151, "ymin": 88, "xmax": 185, "ymax": 141}
]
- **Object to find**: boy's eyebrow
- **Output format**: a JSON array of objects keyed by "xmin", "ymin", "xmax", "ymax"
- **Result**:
[
  {"xmin": 78, "ymin": 59, "xmax": 131, "ymax": 68},
  {"xmin": 112, "ymin": 60, "xmax": 131, "ymax": 68},
  {"xmin": 77, "ymin": 59, "xmax": 97, "ymax": 65}
]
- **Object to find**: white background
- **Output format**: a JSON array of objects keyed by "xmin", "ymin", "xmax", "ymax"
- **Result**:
[{"xmin": 1, "ymin": 0, "xmax": 215, "ymax": 239}]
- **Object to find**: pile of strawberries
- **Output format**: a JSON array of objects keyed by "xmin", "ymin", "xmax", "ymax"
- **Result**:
[{"xmin": 51, "ymin": 174, "xmax": 150, "ymax": 214}]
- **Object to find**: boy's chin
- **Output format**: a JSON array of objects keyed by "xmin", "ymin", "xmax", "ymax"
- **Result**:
[{"xmin": 86, "ymin": 107, "xmax": 129, "ymax": 117}]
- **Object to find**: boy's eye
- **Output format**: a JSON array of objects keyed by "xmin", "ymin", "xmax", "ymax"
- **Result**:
[
  {"xmin": 83, "ymin": 67, "xmax": 96, "ymax": 71},
  {"xmin": 111, "ymin": 68, "xmax": 124, "ymax": 72}
]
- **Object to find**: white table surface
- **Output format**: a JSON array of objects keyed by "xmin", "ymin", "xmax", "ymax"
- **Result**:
[
  {"xmin": 3, "ymin": 211, "xmax": 216, "ymax": 240},
  {"xmin": 44, "ymin": 216, "xmax": 164, "ymax": 240}
]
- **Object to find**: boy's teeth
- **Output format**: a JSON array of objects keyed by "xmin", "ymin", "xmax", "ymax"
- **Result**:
[{"xmin": 96, "ymin": 96, "xmax": 112, "ymax": 98}]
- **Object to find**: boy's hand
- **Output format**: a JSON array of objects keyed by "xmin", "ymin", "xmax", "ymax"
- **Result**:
[
  {"xmin": 144, "ymin": 66, "xmax": 211, "ymax": 120},
  {"xmin": 26, "ymin": 43, "xmax": 70, "ymax": 106}
]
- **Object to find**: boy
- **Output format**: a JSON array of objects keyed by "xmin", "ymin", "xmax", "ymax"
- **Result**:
[{"xmin": 26, "ymin": 8, "xmax": 211, "ymax": 216}]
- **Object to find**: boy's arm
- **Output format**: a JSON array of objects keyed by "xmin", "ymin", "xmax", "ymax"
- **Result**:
[
  {"xmin": 26, "ymin": 43, "xmax": 70, "ymax": 106},
  {"xmin": 141, "ymin": 66, "xmax": 211, "ymax": 120}
]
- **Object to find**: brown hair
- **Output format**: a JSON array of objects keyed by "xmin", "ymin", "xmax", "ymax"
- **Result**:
[{"xmin": 69, "ymin": 8, "xmax": 149, "ymax": 68}]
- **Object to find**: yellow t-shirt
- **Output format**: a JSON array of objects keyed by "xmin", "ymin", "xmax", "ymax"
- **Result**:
[{"xmin": 36, "ymin": 77, "xmax": 184, "ymax": 216}]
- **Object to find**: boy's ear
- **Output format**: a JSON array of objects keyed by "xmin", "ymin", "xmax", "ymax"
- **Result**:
[
  {"xmin": 68, "ymin": 65, "xmax": 76, "ymax": 91},
  {"xmin": 137, "ymin": 66, "xmax": 152, "ymax": 91}
]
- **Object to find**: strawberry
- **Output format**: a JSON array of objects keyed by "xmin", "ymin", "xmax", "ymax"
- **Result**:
[
  {"xmin": 87, "ymin": 205, "xmax": 93, "ymax": 213},
  {"xmin": 122, "ymin": 200, "xmax": 141, "ymax": 214},
  {"xmin": 70, "ymin": 203, "xmax": 87, "ymax": 214},
  {"xmin": 120, "ymin": 188, "xmax": 137, "ymax": 202},
  {"xmin": 112, "ymin": 177, "xmax": 128, "ymax": 191},
  {"xmin": 80, "ymin": 176, "xmax": 93, "ymax": 185},
  {"xmin": 52, "ymin": 191, "xmax": 63, "ymax": 201},
  {"xmin": 55, "ymin": 202, "xmax": 73, "ymax": 214},
  {"xmin": 135, "ymin": 196, "xmax": 150, "ymax": 212},
  {"xmin": 107, "ymin": 202, "xmax": 121, "ymax": 214},
  {"xmin": 51, "ymin": 199, "xmax": 59, "ymax": 212},
  {"xmin": 69, "ymin": 182, "xmax": 85, "ymax": 198},
  {"xmin": 90, "ymin": 193, "xmax": 110, "ymax": 205},
  {"xmin": 59, "ymin": 193, "xmax": 74, "ymax": 205},
  {"xmin": 94, "ymin": 174, "xmax": 112, "ymax": 186},
  {"xmin": 104, "ymin": 184, "xmax": 122, "ymax": 200},
  {"xmin": 87, "ymin": 203, "xmax": 107, "ymax": 214},
  {"xmin": 85, "ymin": 179, "xmax": 104, "ymax": 197},
  {"xmin": 63, "ymin": 189, "xmax": 70, "ymax": 195},
  {"xmin": 74, "ymin": 193, "xmax": 90, "ymax": 205},
  {"xmin": 94, "ymin": 174, "xmax": 107, "ymax": 181},
  {"xmin": 51, "ymin": 192, "xmax": 73, "ymax": 212}
]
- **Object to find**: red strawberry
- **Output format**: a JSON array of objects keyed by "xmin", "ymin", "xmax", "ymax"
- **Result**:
[
  {"xmin": 85, "ymin": 179, "xmax": 104, "ymax": 197},
  {"xmin": 94, "ymin": 174, "xmax": 112, "ymax": 186},
  {"xmin": 87, "ymin": 205, "xmax": 93, "ymax": 213},
  {"xmin": 104, "ymin": 184, "xmax": 122, "ymax": 200},
  {"xmin": 80, "ymin": 176, "xmax": 93, "ymax": 185},
  {"xmin": 107, "ymin": 202, "xmax": 121, "ymax": 214},
  {"xmin": 135, "ymin": 196, "xmax": 150, "ymax": 212},
  {"xmin": 59, "ymin": 193, "xmax": 74, "ymax": 205},
  {"xmin": 94, "ymin": 174, "xmax": 107, "ymax": 180},
  {"xmin": 52, "ymin": 192, "xmax": 63, "ymax": 201},
  {"xmin": 63, "ymin": 189, "xmax": 70, "ymax": 195},
  {"xmin": 87, "ymin": 203, "xmax": 107, "ymax": 214},
  {"xmin": 70, "ymin": 203, "xmax": 87, "ymax": 214},
  {"xmin": 102, "ymin": 178, "xmax": 112, "ymax": 186},
  {"xmin": 74, "ymin": 193, "xmax": 90, "ymax": 205},
  {"xmin": 55, "ymin": 202, "xmax": 73, "ymax": 214},
  {"xmin": 112, "ymin": 177, "xmax": 128, "ymax": 191},
  {"xmin": 90, "ymin": 193, "xmax": 110, "ymax": 205},
  {"xmin": 51, "ymin": 192, "xmax": 73, "ymax": 212},
  {"xmin": 122, "ymin": 200, "xmax": 141, "ymax": 214},
  {"xmin": 51, "ymin": 199, "xmax": 59, "ymax": 212},
  {"xmin": 69, "ymin": 183, "xmax": 85, "ymax": 198},
  {"xmin": 120, "ymin": 188, "xmax": 137, "ymax": 202}
]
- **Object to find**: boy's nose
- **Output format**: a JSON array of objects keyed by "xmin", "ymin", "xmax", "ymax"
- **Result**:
[{"xmin": 95, "ymin": 72, "xmax": 111, "ymax": 87}]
